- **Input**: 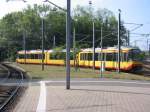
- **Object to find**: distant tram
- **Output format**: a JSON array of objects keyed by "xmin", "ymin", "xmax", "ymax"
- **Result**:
[{"xmin": 16, "ymin": 46, "xmax": 143, "ymax": 72}]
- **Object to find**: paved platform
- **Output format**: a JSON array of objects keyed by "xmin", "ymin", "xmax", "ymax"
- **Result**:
[
  {"xmin": 13, "ymin": 80, "xmax": 150, "ymax": 112},
  {"xmin": 13, "ymin": 86, "xmax": 40, "ymax": 112}
]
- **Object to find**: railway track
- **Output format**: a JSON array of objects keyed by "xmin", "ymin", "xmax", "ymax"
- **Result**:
[
  {"xmin": 141, "ymin": 60, "xmax": 150, "ymax": 76},
  {"xmin": 0, "ymin": 63, "xmax": 26, "ymax": 112}
]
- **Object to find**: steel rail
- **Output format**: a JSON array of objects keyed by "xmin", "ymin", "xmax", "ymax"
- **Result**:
[
  {"xmin": 0, "ymin": 64, "xmax": 11, "ymax": 82},
  {"xmin": 0, "ymin": 63, "xmax": 24, "ymax": 111}
]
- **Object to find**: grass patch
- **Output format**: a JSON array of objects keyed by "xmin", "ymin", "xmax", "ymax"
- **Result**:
[{"xmin": 15, "ymin": 63, "xmax": 150, "ymax": 81}]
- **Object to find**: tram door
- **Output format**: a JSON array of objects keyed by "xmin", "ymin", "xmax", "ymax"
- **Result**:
[
  {"xmin": 121, "ymin": 52, "xmax": 128, "ymax": 69},
  {"xmin": 114, "ymin": 52, "xmax": 127, "ymax": 70},
  {"xmin": 98, "ymin": 52, "xmax": 105, "ymax": 69},
  {"xmin": 105, "ymin": 53, "xmax": 114, "ymax": 69},
  {"xmin": 79, "ymin": 53, "xmax": 86, "ymax": 67},
  {"xmin": 112, "ymin": 53, "xmax": 118, "ymax": 70}
]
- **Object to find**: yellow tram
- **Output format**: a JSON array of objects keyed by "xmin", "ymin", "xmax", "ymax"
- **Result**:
[
  {"xmin": 16, "ymin": 46, "xmax": 143, "ymax": 72},
  {"xmin": 78, "ymin": 47, "xmax": 143, "ymax": 71}
]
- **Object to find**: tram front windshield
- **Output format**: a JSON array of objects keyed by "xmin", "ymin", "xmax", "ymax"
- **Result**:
[{"xmin": 128, "ymin": 49, "xmax": 142, "ymax": 61}]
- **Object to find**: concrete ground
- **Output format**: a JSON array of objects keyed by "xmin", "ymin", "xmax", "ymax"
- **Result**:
[{"xmin": 13, "ymin": 79, "xmax": 150, "ymax": 112}]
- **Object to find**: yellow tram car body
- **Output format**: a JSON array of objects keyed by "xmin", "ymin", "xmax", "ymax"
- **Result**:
[
  {"xmin": 16, "ymin": 49, "xmax": 74, "ymax": 66},
  {"xmin": 78, "ymin": 47, "xmax": 142, "ymax": 71},
  {"xmin": 16, "ymin": 46, "xmax": 143, "ymax": 72}
]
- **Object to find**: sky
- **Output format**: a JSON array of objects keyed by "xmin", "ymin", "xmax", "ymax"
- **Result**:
[{"xmin": 0, "ymin": 0, "xmax": 150, "ymax": 50}]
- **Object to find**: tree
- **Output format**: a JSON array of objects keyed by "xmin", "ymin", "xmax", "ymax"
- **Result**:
[{"xmin": 73, "ymin": 6, "xmax": 127, "ymax": 47}]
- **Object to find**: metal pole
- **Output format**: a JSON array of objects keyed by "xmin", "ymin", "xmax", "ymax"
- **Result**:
[
  {"xmin": 44, "ymin": 0, "xmax": 70, "ymax": 89},
  {"xmin": 100, "ymin": 26, "xmax": 103, "ymax": 78},
  {"xmin": 23, "ymin": 30, "xmax": 26, "ymax": 64},
  {"xmin": 127, "ymin": 30, "xmax": 130, "ymax": 46},
  {"xmin": 134, "ymin": 40, "xmax": 137, "ymax": 47},
  {"xmin": 93, "ymin": 22, "xmax": 95, "ymax": 70},
  {"xmin": 42, "ymin": 18, "xmax": 44, "ymax": 71},
  {"xmin": 66, "ymin": 0, "xmax": 71, "ymax": 89},
  {"xmin": 73, "ymin": 27, "xmax": 76, "ymax": 69},
  {"xmin": 89, "ymin": 0, "xmax": 95, "ymax": 70},
  {"xmin": 7, "ymin": 43, "xmax": 9, "ymax": 61},
  {"xmin": 147, "ymin": 38, "xmax": 149, "ymax": 52},
  {"xmin": 118, "ymin": 9, "xmax": 121, "ymax": 73},
  {"xmin": 53, "ymin": 35, "xmax": 56, "ymax": 48},
  {"xmin": 149, "ymin": 44, "xmax": 150, "ymax": 57}
]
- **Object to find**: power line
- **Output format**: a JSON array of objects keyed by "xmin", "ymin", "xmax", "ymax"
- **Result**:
[
  {"xmin": 131, "ymin": 33, "xmax": 150, "ymax": 37},
  {"xmin": 124, "ymin": 22, "xmax": 143, "ymax": 32},
  {"xmin": 124, "ymin": 22, "xmax": 143, "ymax": 25},
  {"xmin": 44, "ymin": 0, "xmax": 66, "ymax": 12}
]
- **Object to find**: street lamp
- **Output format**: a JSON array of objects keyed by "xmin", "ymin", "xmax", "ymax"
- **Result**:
[
  {"xmin": 38, "ymin": 5, "xmax": 49, "ymax": 71},
  {"xmin": 44, "ymin": 0, "xmax": 71, "ymax": 89},
  {"xmin": 118, "ymin": 9, "xmax": 121, "ymax": 73},
  {"xmin": 23, "ymin": 30, "xmax": 27, "ymax": 64},
  {"xmin": 73, "ymin": 19, "xmax": 78, "ymax": 71},
  {"xmin": 89, "ymin": 0, "xmax": 95, "ymax": 70},
  {"xmin": 100, "ymin": 24, "xmax": 103, "ymax": 78}
]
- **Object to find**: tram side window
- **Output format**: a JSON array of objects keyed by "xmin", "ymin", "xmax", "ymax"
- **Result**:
[
  {"xmin": 39, "ymin": 54, "xmax": 44, "ymax": 59},
  {"xmin": 95, "ymin": 53, "xmax": 98, "ymax": 61},
  {"xmin": 18, "ymin": 54, "xmax": 24, "ymax": 59},
  {"xmin": 80, "ymin": 53, "xmax": 103, "ymax": 61},
  {"xmin": 60, "ymin": 52, "xmax": 66, "ymax": 60},
  {"xmin": 30, "ymin": 54, "xmax": 45, "ymax": 59},
  {"xmin": 123, "ymin": 53, "xmax": 128, "ymax": 62},
  {"xmin": 30, "ymin": 54, "xmax": 35, "ymax": 59},
  {"xmin": 98, "ymin": 53, "xmax": 105, "ymax": 61},
  {"xmin": 80, "ymin": 53, "xmax": 84, "ymax": 60},
  {"xmin": 114, "ymin": 52, "xmax": 125, "ymax": 61},
  {"xmin": 128, "ymin": 51, "xmax": 132, "ymax": 61},
  {"xmin": 120, "ymin": 52, "xmax": 126, "ymax": 62},
  {"xmin": 26, "ymin": 54, "xmax": 30, "ymax": 59},
  {"xmin": 52, "ymin": 53, "xmax": 58, "ymax": 59},
  {"xmin": 128, "ymin": 49, "xmax": 142, "ymax": 61},
  {"xmin": 106, "ymin": 53, "xmax": 113, "ymax": 61},
  {"xmin": 70, "ymin": 52, "xmax": 73, "ymax": 60},
  {"xmin": 80, "ymin": 53, "xmax": 93, "ymax": 61},
  {"xmin": 88, "ymin": 53, "xmax": 92, "ymax": 61},
  {"xmin": 113, "ymin": 52, "xmax": 127, "ymax": 62},
  {"xmin": 34, "ymin": 54, "xmax": 38, "ymax": 59},
  {"xmin": 32, "ymin": 54, "xmax": 36, "ymax": 59},
  {"xmin": 50, "ymin": 53, "xmax": 55, "ymax": 59},
  {"xmin": 113, "ymin": 53, "xmax": 123, "ymax": 61},
  {"xmin": 50, "ymin": 52, "xmax": 66, "ymax": 60},
  {"xmin": 113, "ymin": 53, "xmax": 117, "ymax": 61},
  {"xmin": 38, "ymin": 54, "xmax": 41, "ymax": 59},
  {"xmin": 51, "ymin": 53, "xmax": 60, "ymax": 60},
  {"xmin": 85, "ymin": 53, "xmax": 88, "ymax": 60}
]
